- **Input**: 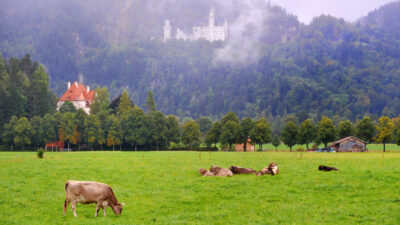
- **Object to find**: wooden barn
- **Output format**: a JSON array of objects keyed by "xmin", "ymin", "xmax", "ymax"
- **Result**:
[
  {"xmin": 329, "ymin": 136, "xmax": 367, "ymax": 152},
  {"xmin": 235, "ymin": 139, "xmax": 256, "ymax": 152}
]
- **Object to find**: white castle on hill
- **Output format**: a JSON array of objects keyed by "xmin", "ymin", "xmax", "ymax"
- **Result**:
[{"xmin": 163, "ymin": 9, "xmax": 228, "ymax": 42}]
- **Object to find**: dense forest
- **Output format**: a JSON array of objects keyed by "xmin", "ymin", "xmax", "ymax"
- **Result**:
[{"xmin": 2, "ymin": 0, "xmax": 400, "ymax": 123}]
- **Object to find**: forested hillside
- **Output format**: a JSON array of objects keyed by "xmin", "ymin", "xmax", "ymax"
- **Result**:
[{"xmin": 2, "ymin": 0, "xmax": 400, "ymax": 121}]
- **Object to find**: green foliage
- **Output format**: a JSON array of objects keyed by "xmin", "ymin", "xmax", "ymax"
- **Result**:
[
  {"xmin": 375, "ymin": 116, "xmax": 394, "ymax": 152},
  {"xmin": 121, "ymin": 107, "xmax": 149, "ymax": 150},
  {"xmin": 13, "ymin": 117, "xmax": 32, "ymax": 150},
  {"xmin": 250, "ymin": 118, "xmax": 271, "ymax": 151},
  {"xmin": 90, "ymin": 87, "xmax": 111, "ymax": 115},
  {"xmin": 237, "ymin": 118, "xmax": 254, "ymax": 152},
  {"xmin": 145, "ymin": 90, "xmax": 156, "ymax": 113},
  {"xmin": 59, "ymin": 101, "xmax": 76, "ymax": 114},
  {"xmin": 281, "ymin": 121, "xmax": 298, "ymax": 151},
  {"xmin": 181, "ymin": 120, "xmax": 201, "ymax": 150},
  {"xmin": 195, "ymin": 117, "xmax": 213, "ymax": 136},
  {"xmin": 316, "ymin": 116, "xmax": 337, "ymax": 148},
  {"xmin": 337, "ymin": 120, "xmax": 355, "ymax": 139},
  {"xmin": 2, "ymin": 116, "xmax": 18, "ymax": 150},
  {"xmin": 149, "ymin": 111, "xmax": 168, "ymax": 150},
  {"xmin": 37, "ymin": 148, "xmax": 44, "ymax": 158},
  {"xmin": 271, "ymin": 135, "xmax": 281, "ymax": 150},
  {"xmin": 356, "ymin": 116, "xmax": 375, "ymax": 144},
  {"xmin": 297, "ymin": 119, "xmax": 316, "ymax": 150},
  {"xmin": 166, "ymin": 115, "xmax": 181, "ymax": 145},
  {"xmin": 205, "ymin": 121, "xmax": 221, "ymax": 148},
  {"xmin": 116, "ymin": 90, "xmax": 134, "ymax": 116},
  {"xmin": 84, "ymin": 114, "xmax": 102, "ymax": 149}
]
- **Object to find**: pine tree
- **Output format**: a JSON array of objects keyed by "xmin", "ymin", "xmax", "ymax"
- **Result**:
[{"xmin": 145, "ymin": 90, "xmax": 156, "ymax": 113}]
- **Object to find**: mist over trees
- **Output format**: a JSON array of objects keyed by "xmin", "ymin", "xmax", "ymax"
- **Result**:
[{"xmin": 2, "ymin": 0, "xmax": 400, "ymax": 122}]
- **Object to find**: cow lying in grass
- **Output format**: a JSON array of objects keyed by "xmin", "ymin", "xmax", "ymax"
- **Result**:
[
  {"xmin": 199, "ymin": 168, "xmax": 215, "ymax": 176},
  {"xmin": 256, "ymin": 162, "xmax": 279, "ymax": 176},
  {"xmin": 319, "ymin": 165, "xmax": 339, "ymax": 171},
  {"xmin": 63, "ymin": 180, "xmax": 125, "ymax": 217},
  {"xmin": 229, "ymin": 165, "xmax": 257, "ymax": 174},
  {"xmin": 210, "ymin": 165, "xmax": 233, "ymax": 177}
]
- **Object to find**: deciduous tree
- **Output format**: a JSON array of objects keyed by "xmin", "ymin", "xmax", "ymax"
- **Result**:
[
  {"xmin": 375, "ymin": 116, "xmax": 393, "ymax": 152},
  {"xmin": 281, "ymin": 121, "xmax": 298, "ymax": 151}
]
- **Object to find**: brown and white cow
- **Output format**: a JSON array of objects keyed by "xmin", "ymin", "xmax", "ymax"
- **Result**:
[
  {"xmin": 63, "ymin": 180, "xmax": 125, "ymax": 217},
  {"xmin": 256, "ymin": 162, "xmax": 279, "ymax": 176},
  {"xmin": 199, "ymin": 168, "xmax": 215, "ymax": 176},
  {"xmin": 210, "ymin": 165, "xmax": 233, "ymax": 177},
  {"xmin": 229, "ymin": 165, "xmax": 257, "ymax": 174}
]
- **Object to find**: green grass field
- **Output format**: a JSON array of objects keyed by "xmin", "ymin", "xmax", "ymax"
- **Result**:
[{"xmin": 0, "ymin": 151, "xmax": 399, "ymax": 224}]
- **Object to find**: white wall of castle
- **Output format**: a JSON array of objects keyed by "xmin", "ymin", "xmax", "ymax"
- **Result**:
[
  {"xmin": 164, "ymin": 9, "xmax": 228, "ymax": 42},
  {"xmin": 57, "ymin": 100, "xmax": 91, "ymax": 114}
]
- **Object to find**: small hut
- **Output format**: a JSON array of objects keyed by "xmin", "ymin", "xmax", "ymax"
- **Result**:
[
  {"xmin": 235, "ymin": 139, "xmax": 256, "ymax": 152},
  {"xmin": 329, "ymin": 136, "xmax": 367, "ymax": 152}
]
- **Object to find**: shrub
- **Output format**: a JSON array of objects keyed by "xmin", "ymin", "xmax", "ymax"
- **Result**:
[{"xmin": 37, "ymin": 149, "xmax": 45, "ymax": 158}]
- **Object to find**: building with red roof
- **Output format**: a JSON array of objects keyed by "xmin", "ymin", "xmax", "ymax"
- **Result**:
[{"xmin": 57, "ymin": 81, "xmax": 96, "ymax": 114}]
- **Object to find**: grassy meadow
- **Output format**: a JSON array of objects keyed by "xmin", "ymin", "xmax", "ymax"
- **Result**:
[{"xmin": 0, "ymin": 151, "xmax": 399, "ymax": 224}]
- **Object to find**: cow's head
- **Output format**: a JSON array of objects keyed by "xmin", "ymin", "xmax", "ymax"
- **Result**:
[
  {"xmin": 112, "ymin": 203, "xmax": 125, "ymax": 215},
  {"xmin": 199, "ymin": 168, "xmax": 207, "ymax": 175}
]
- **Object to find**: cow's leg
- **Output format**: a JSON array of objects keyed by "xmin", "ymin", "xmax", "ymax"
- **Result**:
[
  {"xmin": 95, "ymin": 202, "xmax": 102, "ymax": 217},
  {"xmin": 63, "ymin": 197, "xmax": 70, "ymax": 216},
  {"xmin": 71, "ymin": 200, "xmax": 78, "ymax": 217},
  {"xmin": 102, "ymin": 206, "xmax": 106, "ymax": 217}
]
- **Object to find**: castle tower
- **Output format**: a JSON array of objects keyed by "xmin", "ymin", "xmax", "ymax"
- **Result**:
[
  {"xmin": 209, "ymin": 8, "xmax": 215, "ymax": 28},
  {"xmin": 163, "ymin": 20, "xmax": 171, "ymax": 42},
  {"xmin": 208, "ymin": 8, "xmax": 215, "ymax": 41}
]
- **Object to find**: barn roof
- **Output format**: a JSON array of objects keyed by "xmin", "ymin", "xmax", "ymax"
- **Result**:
[
  {"xmin": 329, "ymin": 136, "xmax": 368, "ymax": 147},
  {"xmin": 59, "ymin": 82, "xmax": 95, "ymax": 102}
]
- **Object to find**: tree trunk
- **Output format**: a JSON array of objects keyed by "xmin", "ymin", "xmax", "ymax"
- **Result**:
[
  {"xmin": 156, "ymin": 142, "xmax": 159, "ymax": 151},
  {"xmin": 244, "ymin": 142, "xmax": 247, "ymax": 152},
  {"xmin": 68, "ymin": 141, "xmax": 70, "ymax": 152},
  {"xmin": 113, "ymin": 145, "xmax": 115, "ymax": 151},
  {"xmin": 290, "ymin": 146, "xmax": 292, "ymax": 152},
  {"xmin": 259, "ymin": 143, "xmax": 262, "ymax": 152},
  {"xmin": 383, "ymin": 141, "xmax": 386, "ymax": 152},
  {"xmin": 306, "ymin": 143, "xmax": 309, "ymax": 151}
]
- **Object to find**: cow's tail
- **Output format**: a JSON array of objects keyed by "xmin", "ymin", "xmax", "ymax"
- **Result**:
[{"xmin": 64, "ymin": 181, "xmax": 70, "ymax": 204}]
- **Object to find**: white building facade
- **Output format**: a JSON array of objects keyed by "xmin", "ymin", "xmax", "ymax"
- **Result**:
[{"xmin": 163, "ymin": 9, "xmax": 228, "ymax": 42}]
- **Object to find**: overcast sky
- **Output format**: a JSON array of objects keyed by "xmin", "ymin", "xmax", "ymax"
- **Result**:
[{"xmin": 270, "ymin": 0, "xmax": 396, "ymax": 24}]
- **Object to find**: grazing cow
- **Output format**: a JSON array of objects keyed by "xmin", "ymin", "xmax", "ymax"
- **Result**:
[
  {"xmin": 199, "ymin": 168, "xmax": 215, "ymax": 176},
  {"xmin": 257, "ymin": 162, "xmax": 279, "ymax": 176},
  {"xmin": 229, "ymin": 165, "xmax": 257, "ymax": 174},
  {"xmin": 210, "ymin": 165, "xmax": 233, "ymax": 177},
  {"xmin": 63, "ymin": 180, "xmax": 125, "ymax": 217},
  {"xmin": 319, "ymin": 165, "xmax": 338, "ymax": 171}
]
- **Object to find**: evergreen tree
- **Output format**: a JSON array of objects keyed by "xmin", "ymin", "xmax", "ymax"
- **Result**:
[
  {"xmin": 281, "ymin": 121, "xmax": 298, "ymax": 151},
  {"xmin": 145, "ymin": 90, "xmax": 156, "ymax": 113},
  {"xmin": 298, "ymin": 119, "xmax": 316, "ymax": 150},
  {"xmin": 73, "ymin": 109, "xmax": 87, "ymax": 150},
  {"xmin": 116, "ymin": 90, "xmax": 134, "ymax": 116},
  {"xmin": 249, "ymin": 118, "xmax": 271, "ymax": 151},
  {"xmin": 28, "ymin": 65, "xmax": 50, "ymax": 117},
  {"xmin": 182, "ymin": 120, "xmax": 201, "ymax": 150}
]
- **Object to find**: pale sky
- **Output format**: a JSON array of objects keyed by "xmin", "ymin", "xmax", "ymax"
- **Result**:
[{"xmin": 271, "ymin": 0, "xmax": 397, "ymax": 24}]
